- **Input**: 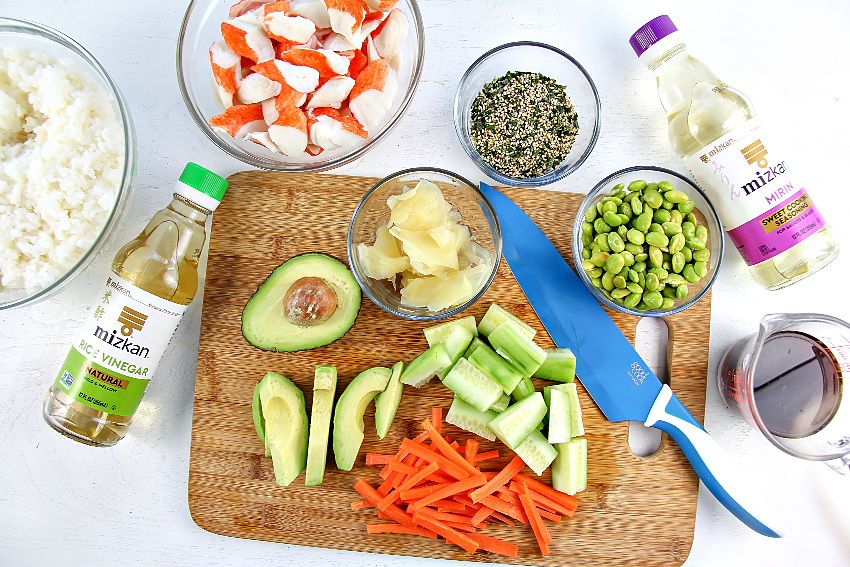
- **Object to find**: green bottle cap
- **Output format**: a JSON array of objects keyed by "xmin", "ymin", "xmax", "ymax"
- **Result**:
[{"xmin": 179, "ymin": 162, "xmax": 228, "ymax": 201}]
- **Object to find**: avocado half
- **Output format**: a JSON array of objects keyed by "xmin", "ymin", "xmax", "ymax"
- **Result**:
[{"xmin": 242, "ymin": 253, "xmax": 362, "ymax": 352}]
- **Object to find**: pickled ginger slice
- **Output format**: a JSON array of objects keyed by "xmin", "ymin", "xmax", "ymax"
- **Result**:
[{"xmin": 357, "ymin": 225, "xmax": 410, "ymax": 279}]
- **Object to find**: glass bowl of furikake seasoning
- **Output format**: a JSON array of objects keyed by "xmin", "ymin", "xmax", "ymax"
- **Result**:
[{"xmin": 454, "ymin": 41, "xmax": 600, "ymax": 187}]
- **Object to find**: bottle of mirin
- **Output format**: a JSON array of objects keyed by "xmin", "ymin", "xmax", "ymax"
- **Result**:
[
  {"xmin": 43, "ymin": 163, "xmax": 228, "ymax": 446},
  {"xmin": 630, "ymin": 15, "xmax": 839, "ymax": 290}
]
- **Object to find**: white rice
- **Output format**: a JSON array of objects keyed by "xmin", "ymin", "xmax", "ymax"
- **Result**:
[{"xmin": 0, "ymin": 44, "xmax": 124, "ymax": 292}]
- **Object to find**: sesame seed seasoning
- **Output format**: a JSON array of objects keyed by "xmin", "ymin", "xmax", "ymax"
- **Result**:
[{"xmin": 470, "ymin": 71, "xmax": 579, "ymax": 179}]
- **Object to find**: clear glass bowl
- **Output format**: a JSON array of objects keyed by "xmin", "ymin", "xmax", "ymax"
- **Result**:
[
  {"xmin": 454, "ymin": 41, "xmax": 600, "ymax": 187},
  {"xmin": 572, "ymin": 166, "xmax": 724, "ymax": 317},
  {"xmin": 177, "ymin": 0, "xmax": 424, "ymax": 172},
  {"xmin": 0, "ymin": 18, "xmax": 136, "ymax": 311},
  {"xmin": 347, "ymin": 167, "xmax": 502, "ymax": 321}
]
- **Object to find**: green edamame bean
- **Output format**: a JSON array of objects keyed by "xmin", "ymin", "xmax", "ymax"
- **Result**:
[
  {"xmin": 645, "ymin": 272, "xmax": 660, "ymax": 291},
  {"xmin": 685, "ymin": 212, "xmax": 697, "ymax": 225},
  {"xmin": 582, "ymin": 232, "xmax": 593, "ymax": 247},
  {"xmin": 621, "ymin": 250, "xmax": 634, "ymax": 266},
  {"xmin": 585, "ymin": 206, "xmax": 597, "ymax": 222},
  {"xmin": 601, "ymin": 271, "xmax": 615, "ymax": 291},
  {"xmin": 582, "ymin": 220, "xmax": 594, "ymax": 235},
  {"xmin": 669, "ymin": 209, "xmax": 683, "ymax": 225},
  {"xmin": 624, "ymin": 292, "xmax": 642, "ymax": 309},
  {"xmin": 643, "ymin": 290, "xmax": 663, "ymax": 310},
  {"xmin": 677, "ymin": 199, "xmax": 695, "ymax": 214},
  {"xmin": 612, "ymin": 183, "xmax": 625, "ymax": 192},
  {"xmin": 594, "ymin": 218, "xmax": 611, "ymax": 234},
  {"xmin": 646, "ymin": 182, "xmax": 658, "ymax": 192},
  {"xmin": 693, "ymin": 247, "xmax": 710, "ymax": 262},
  {"xmin": 648, "ymin": 245, "xmax": 664, "ymax": 268},
  {"xmin": 631, "ymin": 198, "xmax": 643, "ymax": 215},
  {"xmin": 653, "ymin": 209, "xmax": 671, "ymax": 224},
  {"xmin": 627, "ymin": 228, "xmax": 645, "ymax": 245},
  {"xmin": 605, "ymin": 253, "xmax": 625, "ymax": 274},
  {"xmin": 582, "ymin": 259, "xmax": 595, "ymax": 272},
  {"xmin": 657, "ymin": 180, "xmax": 674, "ymax": 192},
  {"xmin": 634, "ymin": 253, "xmax": 648, "ymax": 262},
  {"xmin": 693, "ymin": 260, "xmax": 707, "ymax": 278},
  {"xmin": 607, "ymin": 232, "xmax": 625, "ymax": 253},
  {"xmin": 662, "ymin": 286, "xmax": 677, "ymax": 299},
  {"xmin": 661, "ymin": 297, "xmax": 675, "ymax": 310},
  {"xmin": 633, "ymin": 211, "xmax": 652, "ymax": 232},
  {"xmin": 662, "ymin": 222, "xmax": 682, "ymax": 237},
  {"xmin": 645, "ymin": 231, "xmax": 669, "ymax": 248},
  {"xmin": 664, "ymin": 190, "xmax": 689, "ymax": 204},
  {"xmin": 632, "ymin": 261, "xmax": 646, "ymax": 273},
  {"xmin": 611, "ymin": 288, "xmax": 631, "ymax": 300},
  {"xmin": 682, "ymin": 264, "xmax": 700, "ymax": 283},
  {"xmin": 588, "ymin": 267, "xmax": 603, "ymax": 278},
  {"xmin": 671, "ymin": 251, "xmax": 685, "ymax": 273},
  {"xmin": 601, "ymin": 200, "xmax": 617, "ymax": 214},
  {"xmin": 591, "ymin": 251, "xmax": 609, "ymax": 267},
  {"xmin": 686, "ymin": 236, "xmax": 706, "ymax": 250},
  {"xmin": 628, "ymin": 268, "xmax": 639, "ymax": 283},
  {"xmin": 581, "ymin": 247, "xmax": 592, "ymax": 260},
  {"xmin": 676, "ymin": 283, "xmax": 689, "ymax": 299},
  {"xmin": 681, "ymin": 245, "xmax": 693, "ymax": 262},
  {"xmin": 682, "ymin": 221, "xmax": 696, "ymax": 238},
  {"xmin": 591, "ymin": 277, "xmax": 602, "ymax": 288},
  {"xmin": 595, "ymin": 233, "xmax": 610, "ymax": 251},
  {"xmin": 642, "ymin": 190, "xmax": 663, "ymax": 209},
  {"xmin": 624, "ymin": 242, "xmax": 643, "ymax": 255},
  {"xmin": 669, "ymin": 233, "xmax": 686, "ymax": 254},
  {"xmin": 665, "ymin": 273, "xmax": 687, "ymax": 286},
  {"xmin": 627, "ymin": 179, "xmax": 647, "ymax": 192},
  {"xmin": 625, "ymin": 281, "xmax": 642, "ymax": 294},
  {"xmin": 613, "ymin": 275, "xmax": 627, "ymax": 289},
  {"xmin": 602, "ymin": 211, "xmax": 622, "ymax": 227},
  {"xmin": 648, "ymin": 222, "xmax": 664, "ymax": 234},
  {"xmin": 601, "ymin": 196, "xmax": 622, "ymax": 206},
  {"xmin": 695, "ymin": 225, "xmax": 708, "ymax": 241}
]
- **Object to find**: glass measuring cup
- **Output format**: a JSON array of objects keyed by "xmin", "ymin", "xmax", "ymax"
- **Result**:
[{"xmin": 718, "ymin": 313, "xmax": 850, "ymax": 474}]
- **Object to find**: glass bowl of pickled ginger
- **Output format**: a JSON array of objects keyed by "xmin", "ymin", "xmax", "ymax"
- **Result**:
[{"xmin": 347, "ymin": 167, "xmax": 502, "ymax": 320}]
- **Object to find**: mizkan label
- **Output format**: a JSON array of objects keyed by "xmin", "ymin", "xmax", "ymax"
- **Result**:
[
  {"xmin": 683, "ymin": 117, "xmax": 826, "ymax": 265},
  {"xmin": 53, "ymin": 273, "xmax": 187, "ymax": 416}
]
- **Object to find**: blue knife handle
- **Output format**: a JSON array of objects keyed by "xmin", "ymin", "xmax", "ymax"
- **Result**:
[{"xmin": 645, "ymin": 385, "xmax": 785, "ymax": 538}]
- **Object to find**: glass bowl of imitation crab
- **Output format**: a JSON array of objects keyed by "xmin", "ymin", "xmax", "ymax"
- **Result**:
[
  {"xmin": 177, "ymin": 0, "xmax": 424, "ymax": 172},
  {"xmin": 454, "ymin": 41, "xmax": 601, "ymax": 187}
]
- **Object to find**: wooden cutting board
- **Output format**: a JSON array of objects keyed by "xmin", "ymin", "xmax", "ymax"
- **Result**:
[{"xmin": 189, "ymin": 171, "xmax": 711, "ymax": 567}]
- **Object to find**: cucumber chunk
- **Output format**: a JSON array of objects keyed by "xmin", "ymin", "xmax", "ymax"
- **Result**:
[
  {"xmin": 374, "ymin": 361, "xmax": 404, "ymax": 439},
  {"xmin": 442, "ymin": 357, "xmax": 504, "ymax": 413},
  {"xmin": 445, "ymin": 396, "xmax": 497, "ymax": 441},
  {"xmin": 463, "ymin": 336, "xmax": 489, "ymax": 358},
  {"xmin": 424, "ymin": 316, "xmax": 475, "ymax": 379},
  {"xmin": 487, "ymin": 392, "xmax": 547, "ymax": 450},
  {"xmin": 488, "ymin": 320, "xmax": 546, "ymax": 377},
  {"xmin": 545, "ymin": 388, "xmax": 572, "ymax": 444},
  {"xmin": 533, "ymin": 348, "xmax": 577, "ymax": 383},
  {"xmin": 478, "ymin": 303, "xmax": 537, "ymax": 340},
  {"xmin": 467, "ymin": 342, "xmax": 524, "ymax": 395},
  {"xmin": 333, "ymin": 366, "xmax": 392, "ymax": 471},
  {"xmin": 545, "ymin": 382, "xmax": 585, "ymax": 437},
  {"xmin": 400, "ymin": 344, "xmax": 452, "ymax": 388},
  {"xmin": 489, "ymin": 392, "xmax": 510, "ymax": 413},
  {"xmin": 514, "ymin": 429, "xmax": 558, "ymax": 476},
  {"xmin": 305, "ymin": 366, "xmax": 337, "ymax": 486},
  {"xmin": 552, "ymin": 437, "xmax": 587, "ymax": 494},
  {"xmin": 511, "ymin": 376, "xmax": 535, "ymax": 402}
]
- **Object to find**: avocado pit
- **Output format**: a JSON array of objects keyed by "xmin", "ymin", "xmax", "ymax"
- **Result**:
[{"xmin": 283, "ymin": 276, "xmax": 338, "ymax": 326}]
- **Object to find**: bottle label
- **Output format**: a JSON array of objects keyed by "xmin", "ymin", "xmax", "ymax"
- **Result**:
[
  {"xmin": 53, "ymin": 274, "xmax": 187, "ymax": 416},
  {"xmin": 683, "ymin": 118, "xmax": 826, "ymax": 265}
]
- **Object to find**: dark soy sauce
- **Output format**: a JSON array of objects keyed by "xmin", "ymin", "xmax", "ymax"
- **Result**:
[{"xmin": 753, "ymin": 331, "xmax": 843, "ymax": 439}]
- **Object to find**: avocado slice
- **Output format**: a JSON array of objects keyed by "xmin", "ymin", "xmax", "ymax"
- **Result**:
[
  {"xmin": 374, "ymin": 361, "xmax": 404, "ymax": 439},
  {"xmin": 257, "ymin": 372, "xmax": 309, "ymax": 486},
  {"xmin": 242, "ymin": 253, "xmax": 362, "ymax": 352},
  {"xmin": 251, "ymin": 381, "xmax": 270, "ymax": 457},
  {"xmin": 332, "ymin": 366, "xmax": 392, "ymax": 471},
  {"xmin": 305, "ymin": 366, "xmax": 338, "ymax": 486}
]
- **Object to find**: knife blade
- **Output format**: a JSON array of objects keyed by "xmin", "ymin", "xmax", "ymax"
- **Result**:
[{"xmin": 479, "ymin": 181, "xmax": 783, "ymax": 538}]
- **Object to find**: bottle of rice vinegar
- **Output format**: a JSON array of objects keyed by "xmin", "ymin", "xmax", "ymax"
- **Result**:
[
  {"xmin": 42, "ymin": 163, "xmax": 228, "ymax": 447},
  {"xmin": 630, "ymin": 15, "xmax": 839, "ymax": 290}
]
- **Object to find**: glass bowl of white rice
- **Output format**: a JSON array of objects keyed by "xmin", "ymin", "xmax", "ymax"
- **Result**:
[{"xmin": 0, "ymin": 18, "xmax": 136, "ymax": 310}]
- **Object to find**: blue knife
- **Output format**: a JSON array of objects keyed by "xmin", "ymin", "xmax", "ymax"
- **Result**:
[{"xmin": 479, "ymin": 181, "xmax": 784, "ymax": 538}]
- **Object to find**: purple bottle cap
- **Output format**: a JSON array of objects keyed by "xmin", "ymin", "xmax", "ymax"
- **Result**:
[{"xmin": 629, "ymin": 15, "xmax": 678, "ymax": 57}]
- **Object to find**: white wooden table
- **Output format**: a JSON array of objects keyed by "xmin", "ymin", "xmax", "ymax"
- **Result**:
[{"xmin": 2, "ymin": 1, "xmax": 849, "ymax": 565}]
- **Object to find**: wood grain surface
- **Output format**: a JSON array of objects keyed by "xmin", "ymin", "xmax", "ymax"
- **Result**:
[{"xmin": 188, "ymin": 171, "xmax": 712, "ymax": 567}]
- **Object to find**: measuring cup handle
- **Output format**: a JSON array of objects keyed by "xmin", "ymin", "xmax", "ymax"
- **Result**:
[{"xmin": 645, "ymin": 385, "xmax": 786, "ymax": 538}]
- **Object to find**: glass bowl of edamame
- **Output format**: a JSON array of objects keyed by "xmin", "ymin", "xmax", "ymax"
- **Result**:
[
  {"xmin": 453, "ymin": 41, "xmax": 601, "ymax": 187},
  {"xmin": 573, "ymin": 166, "xmax": 724, "ymax": 317}
]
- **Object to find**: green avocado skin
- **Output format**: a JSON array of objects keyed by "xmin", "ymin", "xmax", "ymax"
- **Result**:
[{"xmin": 241, "ymin": 253, "xmax": 362, "ymax": 353}]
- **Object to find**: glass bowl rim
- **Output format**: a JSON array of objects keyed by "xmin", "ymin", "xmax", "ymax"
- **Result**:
[
  {"xmin": 0, "ymin": 17, "xmax": 137, "ymax": 311},
  {"xmin": 453, "ymin": 40, "xmax": 601, "ymax": 187},
  {"xmin": 574, "ymin": 165, "xmax": 725, "ymax": 318},
  {"xmin": 176, "ymin": 0, "xmax": 426, "ymax": 173},
  {"xmin": 347, "ymin": 166, "xmax": 503, "ymax": 321}
]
